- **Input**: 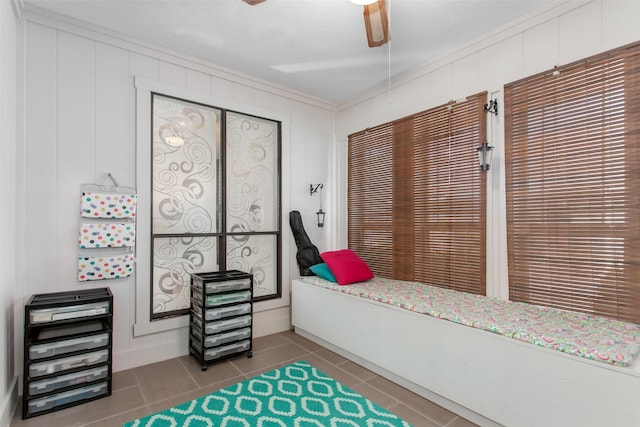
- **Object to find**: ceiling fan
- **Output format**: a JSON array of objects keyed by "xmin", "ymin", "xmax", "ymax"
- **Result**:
[{"xmin": 240, "ymin": 0, "xmax": 390, "ymax": 48}]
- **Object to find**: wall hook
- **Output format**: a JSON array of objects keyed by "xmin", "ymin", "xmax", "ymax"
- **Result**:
[
  {"xmin": 484, "ymin": 99, "xmax": 498, "ymax": 115},
  {"xmin": 310, "ymin": 184, "xmax": 323, "ymax": 196}
]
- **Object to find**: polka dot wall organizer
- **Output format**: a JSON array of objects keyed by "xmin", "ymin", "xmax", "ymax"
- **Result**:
[
  {"xmin": 77, "ymin": 254, "xmax": 135, "ymax": 281},
  {"xmin": 78, "ymin": 222, "xmax": 136, "ymax": 248},
  {"xmin": 80, "ymin": 192, "xmax": 137, "ymax": 219},
  {"xmin": 77, "ymin": 174, "xmax": 137, "ymax": 282}
]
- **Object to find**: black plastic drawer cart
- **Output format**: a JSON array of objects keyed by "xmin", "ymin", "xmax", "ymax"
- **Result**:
[
  {"xmin": 190, "ymin": 270, "xmax": 253, "ymax": 371},
  {"xmin": 22, "ymin": 287, "xmax": 113, "ymax": 419}
]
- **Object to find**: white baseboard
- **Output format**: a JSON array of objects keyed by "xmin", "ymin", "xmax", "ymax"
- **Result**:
[
  {"xmin": 113, "ymin": 336, "xmax": 189, "ymax": 372},
  {"xmin": 114, "ymin": 307, "xmax": 291, "ymax": 372},
  {"xmin": 253, "ymin": 306, "xmax": 291, "ymax": 337}
]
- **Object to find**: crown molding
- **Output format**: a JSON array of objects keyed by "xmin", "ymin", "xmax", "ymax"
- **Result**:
[
  {"xmin": 19, "ymin": 6, "xmax": 338, "ymax": 112},
  {"xmin": 10, "ymin": 0, "xmax": 24, "ymax": 18}
]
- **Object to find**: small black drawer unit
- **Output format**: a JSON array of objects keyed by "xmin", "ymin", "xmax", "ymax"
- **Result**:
[
  {"xmin": 190, "ymin": 270, "xmax": 253, "ymax": 371},
  {"xmin": 22, "ymin": 287, "xmax": 113, "ymax": 419}
]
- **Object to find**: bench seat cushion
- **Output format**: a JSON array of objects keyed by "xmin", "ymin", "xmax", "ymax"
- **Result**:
[{"xmin": 300, "ymin": 276, "xmax": 640, "ymax": 367}]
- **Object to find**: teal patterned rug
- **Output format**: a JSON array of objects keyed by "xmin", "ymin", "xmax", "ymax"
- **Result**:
[{"xmin": 124, "ymin": 360, "xmax": 411, "ymax": 426}]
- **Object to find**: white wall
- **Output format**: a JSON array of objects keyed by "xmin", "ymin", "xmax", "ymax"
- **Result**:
[
  {"xmin": 0, "ymin": 1, "xmax": 19, "ymax": 425},
  {"xmin": 335, "ymin": 0, "xmax": 640, "ymax": 300},
  {"xmin": 16, "ymin": 8, "xmax": 337, "ymax": 377},
  {"xmin": 10, "ymin": 0, "xmax": 640, "ymax": 419}
]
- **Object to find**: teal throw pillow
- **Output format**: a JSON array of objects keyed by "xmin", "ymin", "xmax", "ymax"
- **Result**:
[{"xmin": 309, "ymin": 263, "xmax": 337, "ymax": 282}]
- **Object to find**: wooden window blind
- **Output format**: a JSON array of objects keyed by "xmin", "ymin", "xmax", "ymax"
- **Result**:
[
  {"xmin": 348, "ymin": 92, "xmax": 487, "ymax": 295},
  {"xmin": 504, "ymin": 42, "xmax": 640, "ymax": 323}
]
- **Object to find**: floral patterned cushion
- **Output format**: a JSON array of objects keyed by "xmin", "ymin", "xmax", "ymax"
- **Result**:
[{"xmin": 300, "ymin": 276, "xmax": 640, "ymax": 367}]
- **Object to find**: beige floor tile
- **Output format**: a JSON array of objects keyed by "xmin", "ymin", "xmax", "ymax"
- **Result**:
[
  {"xmin": 134, "ymin": 358, "xmax": 198, "ymax": 404},
  {"xmin": 148, "ymin": 374, "xmax": 247, "ymax": 414},
  {"xmin": 314, "ymin": 347, "xmax": 349, "ymax": 365},
  {"xmin": 178, "ymin": 355, "xmax": 243, "ymax": 388},
  {"xmin": 388, "ymin": 402, "xmax": 442, "ymax": 427},
  {"xmin": 446, "ymin": 415, "xmax": 481, "ymax": 427},
  {"xmin": 85, "ymin": 407, "xmax": 151, "ymax": 427},
  {"xmin": 146, "ymin": 387, "xmax": 210, "ymax": 414},
  {"xmin": 251, "ymin": 332, "xmax": 292, "ymax": 351},
  {"xmin": 302, "ymin": 354, "xmax": 363, "ymax": 388},
  {"xmin": 229, "ymin": 341, "xmax": 310, "ymax": 375},
  {"xmin": 350, "ymin": 381, "xmax": 398, "ymax": 409},
  {"xmin": 403, "ymin": 393, "xmax": 459, "ymax": 425},
  {"xmin": 11, "ymin": 412, "xmax": 84, "ymax": 427},
  {"xmin": 280, "ymin": 329, "xmax": 325, "ymax": 352},
  {"xmin": 11, "ymin": 331, "xmax": 475, "ymax": 427},
  {"xmin": 112, "ymin": 368, "xmax": 137, "ymax": 391},
  {"xmin": 86, "ymin": 385, "xmax": 148, "ymax": 418},
  {"xmin": 196, "ymin": 375, "xmax": 249, "ymax": 396},
  {"xmin": 13, "ymin": 386, "xmax": 145, "ymax": 427},
  {"xmin": 367, "ymin": 375, "xmax": 458, "ymax": 425},
  {"xmin": 337, "ymin": 360, "xmax": 377, "ymax": 382}
]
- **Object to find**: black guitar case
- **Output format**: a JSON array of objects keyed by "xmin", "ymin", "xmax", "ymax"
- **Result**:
[{"xmin": 289, "ymin": 210, "xmax": 323, "ymax": 276}]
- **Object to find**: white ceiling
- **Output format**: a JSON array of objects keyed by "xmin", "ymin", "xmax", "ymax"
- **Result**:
[{"xmin": 21, "ymin": 0, "xmax": 558, "ymax": 104}]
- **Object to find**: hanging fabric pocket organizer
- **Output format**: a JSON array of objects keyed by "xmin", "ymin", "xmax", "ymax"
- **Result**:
[{"xmin": 77, "ymin": 173, "xmax": 137, "ymax": 282}]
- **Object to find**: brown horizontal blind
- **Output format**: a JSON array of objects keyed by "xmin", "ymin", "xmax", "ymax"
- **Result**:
[
  {"xmin": 348, "ymin": 92, "xmax": 487, "ymax": 295},
  {"xmin": 504, "ymin": 42, "xmax": 640, "ymax": 323},
  {"xmin": 348, "ymin": 124, "xmax": 396, "ymax": 278},
  {"xmin": 413, "ymin": 95, "xmax": 487, "ymax": 293}
]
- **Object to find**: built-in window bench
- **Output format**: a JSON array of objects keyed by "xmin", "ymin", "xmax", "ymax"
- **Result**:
[{"xmin": 292, "ymin": 277, "xmax": 640, "ymax": 427}]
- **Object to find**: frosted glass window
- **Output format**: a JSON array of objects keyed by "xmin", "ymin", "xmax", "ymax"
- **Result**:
[
  {"xmin": 150, "ymin": 95, "xmax": 281, "ymax": 318},
  {"xmin": 227, "ymin": 234, "xmax": 278, "ymax": 299},
  {"xmin": 152, "ymin": 95, "xmax": 221, "ymax": 234},
  {"xmin": 226, "ymin": 112, "xmax": 279, "ymax": 232},
  {"xmin": 152, "ymin": 236, "xmax": 218, "ymax": 314}
]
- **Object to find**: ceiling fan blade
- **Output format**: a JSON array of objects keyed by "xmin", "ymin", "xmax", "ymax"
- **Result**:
[
  {"xmin": 363, "ymin": 0, "xmax": 390, "ymax": 48},
  {"xmin": 242, "ymin": 0, "xmax": 266, "ymax": 5}
]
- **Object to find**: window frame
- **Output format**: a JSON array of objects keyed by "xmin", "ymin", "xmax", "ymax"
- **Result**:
[{"xmin": 134, "ymin": 77, "xmax": 285, "ymax": 335}]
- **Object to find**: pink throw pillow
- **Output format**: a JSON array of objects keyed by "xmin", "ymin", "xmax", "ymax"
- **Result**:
[{"xmin": 320, "ymin": 249, "xmax": 374, "ymax": 285}]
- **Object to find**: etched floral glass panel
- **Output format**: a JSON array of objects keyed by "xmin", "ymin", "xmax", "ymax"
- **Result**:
[
  {"xmin": 226, "ymin": 112, "xmax": 280, "ymax": 300},
  {"xmin": 152, "ymin": 236, "xmax": 218, "ymax": 315},
  {"xmin": 227, "ymin": 234, "xmax": 277, "ymax": 299},
  {"xmin": 226, "ymin": 112, "xmax": 279, "ymax": 233},
  {"xmin": 151, "ymin": 94, "xmax": 221, "ymax": 317},
  {"xmin": 152, "ymin": 95, "xmax": 220, "ymax": 234}
]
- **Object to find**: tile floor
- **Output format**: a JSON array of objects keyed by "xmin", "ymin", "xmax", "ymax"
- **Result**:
[{"xmin": 11, "ymin": 330, "xmax": 478, "ymax": 427}]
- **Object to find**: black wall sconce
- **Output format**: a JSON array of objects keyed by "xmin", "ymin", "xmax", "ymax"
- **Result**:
[
  {"xmin": 309, "ymin": 184, "xmax": 323, "ymax": 196},
  {"xmin": 310, "ymin": 184, "xmax": 325, "ymax": 227},
  {"xmin": 477, "ymin": 141, "xmax": 494, "ymax": 171},
  {"xmin": 484, "ymin": 99, "xmax": 498, "ymax": 115},
  {"xmin": 316, "ymin": 208, "xmax": 325, "ymax": 228}
]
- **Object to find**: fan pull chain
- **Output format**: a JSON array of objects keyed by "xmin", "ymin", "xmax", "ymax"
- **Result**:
[{"xmin": 387, "ymin": 0, "xmax": 392, "ymax": 103}]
